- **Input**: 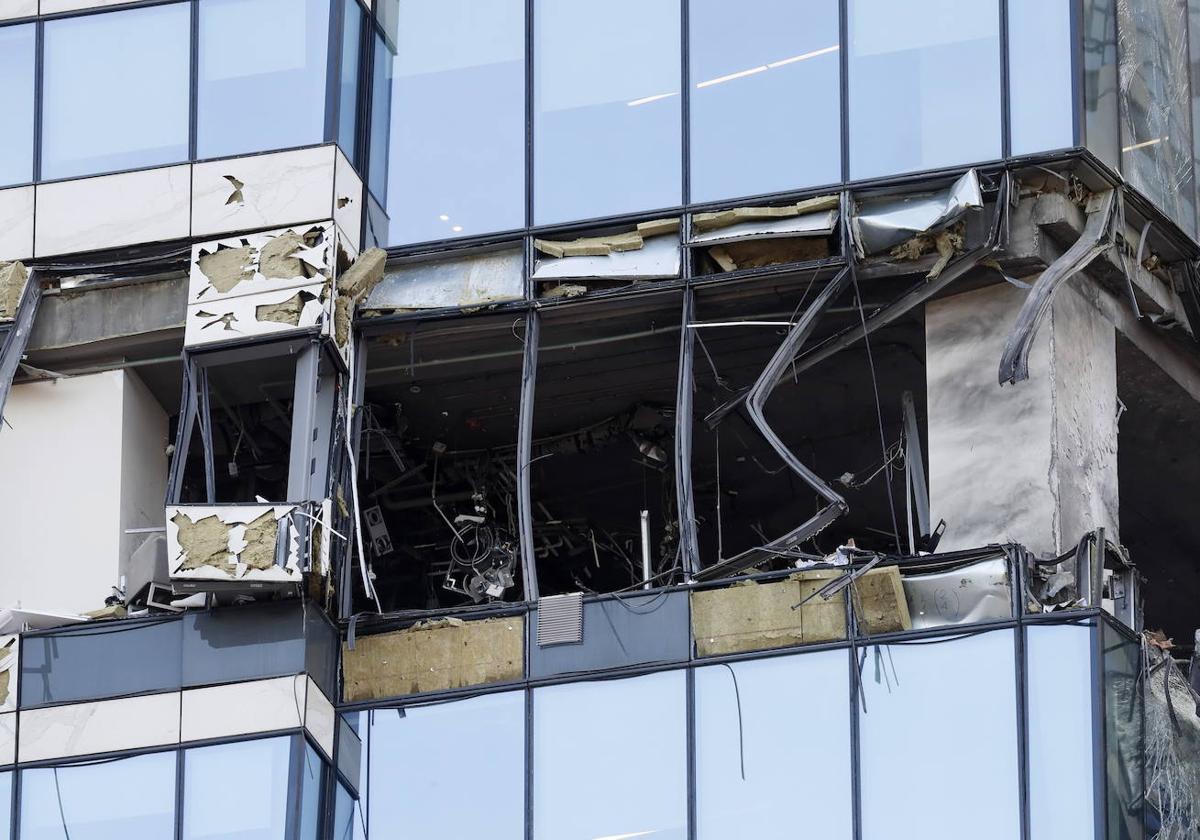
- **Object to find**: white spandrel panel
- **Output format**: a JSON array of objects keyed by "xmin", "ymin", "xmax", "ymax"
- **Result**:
[
  {"xmin": 18, "ymin": 692, "xmax": 181, "ymax": 763},
  {"xmin": 0, "ymin": 185, "xmax": 33, "ymax": 263},
  {"xmin": 304, "ymin": 676, "xmax": 335, "ymax": 759},
  {"xmin": 35, "ymin": 165, "xmax": 190, "ymax": 257},
  {"xmin": 0, "ymin": 0, "xmax": 36, "ymax": 20},
  {"xmin": 0, "ymin": 711, "xmax": 14, "ymax": 767},
  {"xmin": 180, "ymin": 675, "xmax": 305, "ymax": 743},
  {"xmin": 192, "ymin": 145, "xmax": 336, "ymax": 238},
  {"xmin": 334, "ymin": 146, "xmax": 363, "ymax": 252}
]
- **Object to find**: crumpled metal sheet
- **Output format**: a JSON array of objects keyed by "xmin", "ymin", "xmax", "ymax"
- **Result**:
[
  {"xmin": 852, "ymin": 169, "xmax": 983, "ymax": 257},
  {"xmin": 901, "ymin": 557, "xmax": 1012, "ymax": 629},
  {"xmin": 364, "ymin": 249, "xmax": 523, "ymax": 310},
  {"xmin": 1117, "ymin": 0, "xmax": 1196, "ymax": 234},
  {"xmin": 532, "ymin": 233, "xmax": 680, "ymax": 281}
]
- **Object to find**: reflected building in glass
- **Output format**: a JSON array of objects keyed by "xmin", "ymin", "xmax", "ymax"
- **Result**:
[{"xmin": 2, "ymin": 0, "xmax": 1200, "ymax": 839}]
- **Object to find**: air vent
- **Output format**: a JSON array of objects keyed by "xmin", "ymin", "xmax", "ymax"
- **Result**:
[{"xmin": 536, "ymin": 592, "xmax": 583, "ymax": 647}]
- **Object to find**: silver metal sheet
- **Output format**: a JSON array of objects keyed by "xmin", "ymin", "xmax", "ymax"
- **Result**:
[
  {"xmin": 853, "ymin": 169, "xmax": 983, "ymax": 256},
  {"xmin": 532, "ymin": 234, "xmax": 680, "ymax": 281},
  {"xmin": 690, "ymin": 209, "xmax": 839, "ymax": 244},
  {"xmin": 365, "ymin": 249, "xmax": 524, "ymax": 310},
  {"xmin": 901, "ymin": 556, "xmax": 1012, "ymax": 629}
]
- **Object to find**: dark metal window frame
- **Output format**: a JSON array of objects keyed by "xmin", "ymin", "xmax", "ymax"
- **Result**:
[{"xmin": 0, "ymin": 0, "xmax": 367, "ymax": 191}]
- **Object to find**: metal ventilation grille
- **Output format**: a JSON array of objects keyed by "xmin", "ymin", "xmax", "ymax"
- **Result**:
[{"xmin": 536, "ymin": 593, "xmax": 583, "ymax": 646}]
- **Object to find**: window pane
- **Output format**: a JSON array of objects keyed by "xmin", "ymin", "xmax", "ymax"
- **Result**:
[
  {"xmin": 1118, "ymin": 0, "xmax": 1196, "ymax": 234},
  {"xmin": 534, "ymin": 0, "xmax": 681, "ymax": 224},
  {"xmin": 369, "ymin": 692, "xmax": 525, "ymax": 840},
  {"xmin": 198, "ymin": 0, "xmax": 331, "ymax": 158},
  {"xmin": 332, "ymin": 783, "xmax": 364, "ymax": 840},
  {"xmin": 1027, "ymin": 623, "xmax": 1097, "ymax": 840},
  {"xmin": 183, "ymin": 736, "xmax": 292, "ymax": 840},
  {"xmin": 367, "ymin": 34, "xmax": 391, "ymax": 201},
  {"xmin": 0, "ymin": 24, "xmax": 34, "ymax": 187},
  {"xmin": 534, "ymin": 672, "xmax": 687, "ymax": 840},
  {"xmin": 0, "ymin": 771, "xmax": 11, "ymax": 840},
  {"xmin": 859, "ymin": 629, "xmax": 1020, "ymax": 840},
  {"xmin": 1009, "ymin": 0, "xmax": 1076, "ymax": 154},
  {"xmin": 337, "ymin": 0, "xmax": 363, "ymax": 165},
  {"xmin": 298, "ymin": 742, "xmax": 323, "ymax": 840},
  {"xmin": 689, "ymin": 0, "xmax": 840, "ymax": 203},
  {"xmin": 372, "ymin": 0, "xmax": 525, "ymax": 244},
  {"xmin": 695, "ymin": 651, "xmax": 852, "ymax": 840},
  {"xmin": 20, "ymin": 752, "xmax": 176, "ymax": 840},
  {"xmin": 42, "ymin": 4, "xmax": 189, "ymax": 180},
  {"xmin": 1083, "ymin": 0, "xmax": 1120, "ymax": 169},
  {"xmin": 1104, "ymin": 621, "xmax": 1144, "ymax": 840},
  {"xmin": 848, "ymin": 0, "xmax": 1001, "ymax": 179}
]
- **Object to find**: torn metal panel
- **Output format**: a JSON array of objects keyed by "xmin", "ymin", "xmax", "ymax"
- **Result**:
[
  {"xmin": 363, "ymin": 249, "xmax": 524, "ymax": 311},
  {"xmin": 533, "ymin": 220, "xmax": 681, "ymax": 281},
  {"xmin": 851, "ymin": 169, "xmax": 983, "ymax": 257},
  {"xmin": 189, "ymin": 224, "xmax": 334, "ymax": 304},
  {"xmin": 901, "ymin": 557, "xmax": 1012, "ymax": 629},
  {"xmin": 341, "ymin": 615, "xmax": 525, "ymax": 701},
  {"xmin": 690, "ymin": 203, "xmax": 838, "ymax": 275},
  {"xmin": 998, "ymin": 190, "xmax": 1118, "ymax": 385},
  {"xmin": 691, "ymin": 573, "xmax": 848, "ymax": 656},
  {"xmin": 166, "ymin": 502, "xmax": 330, "ymax": 586},
  {"xmin": 692, "ymin": 195, "xmax": 839, "ymax": 234},
  {"xmin": 690, "ymin": 207, "xmax": 838, "ymax": 245},
  {"xmin": 186, "ymin": 282, "xmax": 329, "ymax": 347}
]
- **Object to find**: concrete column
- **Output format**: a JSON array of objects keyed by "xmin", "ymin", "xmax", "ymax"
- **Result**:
[{"xmin": 926, "ymin": 279, "xmax": 1118, "ymax": 557}]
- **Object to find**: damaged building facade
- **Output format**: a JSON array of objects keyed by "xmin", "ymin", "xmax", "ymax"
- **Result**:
[{"xmin": 2, "ymin": 0, "xmax": 1200, "ymax": 837}]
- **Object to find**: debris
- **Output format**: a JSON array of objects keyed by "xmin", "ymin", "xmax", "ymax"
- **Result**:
[
  {"xmin": 887, "ymin": 222, "xmax": 965, "ymax": 279},
  {"xmin": 223, "ymin": 175, "xmax": 245, "ymax": 205},
  {"xmin": 255, "ymin": 291, "xmax": 315, "ymax": 326},
  {"xmin": 258, "ymin": 231, "xmax": 313, "ymax": 280},
  {"xmin": 1144, "ymin": 638, "xmax": 1200, "ymax": 839},
  {"xmin": 539, "ymin": 283, "xmax": 588, "ymax": 299},
  {"xmin": 535, "ymin": 220, "xmax": 677, "ymax": 258},
  {"xmin": 239, "ymin": 510, "xmax": 280, "ymax": 571},
  {"xmin": 693, "ymin": 195, "xmax": 839, "ymax": 233},
  {"xmin": 691, "ymin": 572, "xmax": 848, "ymax": 656},
  {"xmin": 334, "ymin": 247, "xmax": 388, "ymax": 346},
  {"xmin": 82, "ymin": 604, "xmax": 127, "ymax": 620},
  {"xmin": 0, "ymin": 261, "xmax": 29, "ymax": 321}
]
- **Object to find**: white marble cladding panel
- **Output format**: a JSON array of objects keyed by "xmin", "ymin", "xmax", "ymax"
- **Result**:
[
  {"xmin": 334, "ymin": 147, "xmax": 363, "ymax": 252},
  {"xmin": 0, "ymin": 711, "xmax": 14, "ymax": 766},
  {"xmin": 18, "ymin": 692, "xmax": 181, "ymax": 763},
  {"xmin": 35, "ymin": 165, "xmax": 190, "ymax": 258},
  {"xmin": 180, "ymin": 675, "xmax": 305, "ymax": 743},
  {"xmin": 185, "ymin": 282, "xmax": 330, "ymax": 347},
  {"xmin": 304, "ymin": 676, "xmax": 334, "ymax": 758},
  {"xmin": 39, "ymin": 0, "xmax": 129, "ymax": 13},
  {"xmin": 193, "ymin": 146, "xmax": 337, "ymax": 238},
  {"xmin": 0, "ymin": 186, "xmax": 34, "ymax": 263},
  {"xmin": 167, "ymin": 504, "xmax": 307, "ymax": 583},
  {"xmin": 0, "ymin": 0, "xmax": 36, "ymax": 20}
]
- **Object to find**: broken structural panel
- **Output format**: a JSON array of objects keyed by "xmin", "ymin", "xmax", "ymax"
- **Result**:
[
  {"xmin": 690, "ymin": 196, "xmax": 838, "ymax": 275},
  {"xmin": 998, "ymin": 190, "xmax": 1118, "ymax": 385},
  {"xmin": 851, "ymin": 169, "xmax": 983, "ymax": 258},
  {"xmin": 691, "ymin": 573, "xmax": 849, "ymax": 656},
  {"xmin": 533, "ymin": 219, "xmax": 680, "ymax": 295},
  {"xmin": 341, "ymin": 615, "xmax": 524, "ymax": 701},
  {"xmin": 362, "ymin": 248, "xmax": 523, "ymax": 314}
]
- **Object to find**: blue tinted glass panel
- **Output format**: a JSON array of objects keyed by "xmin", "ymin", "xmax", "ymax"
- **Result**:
[
  {"xmin": 534, "ymin": 672, "xmax": 687, "ymax": 840},
  {"xmin": 337, "ymin": 0, "xmax": 363, "ymax": 165},
  {"xmin": 20, "ymin": 752, "xmax": 176, "ymax": 840},
  {"xmin": 1084, "ymin": 0, "xmax": 1120, "ymax": 169},
  {"xmin": 848, "ymin": 0, "xmax": 1001, "ymax": 179},
  {"xmin": 332, "ymin": 784, "xmax": 363, "ymax": 840},
  {"xmin": 0, "ymin": 771, "xmax": 10, "ymax": 840},
  {"xmin": 1009, "ymin": 0, "xmax": 1076, "ymax": 154},
  {"xmin": 370, "ymin": 693, "xmax": 524, "ymax": 839},
  {"xmin": 534, "ymin": 0, "xmax": 681, "ymax": 224},
  {"xmin": 298, "ymin": 742, "xmax": 323, "ymax": 840},
  {"xmin": 42, "ymin": 5, "xmax": 190, "ymax": 180},
  {"xmin": 0, "ymin": 24, "xmax": 35, "ymax": 187},
  {"xmin": 198, "ymin": 0, "xmax": 331, "ymax": 158},
  {"xmin": 183, "ymin": 736, "xmax": 292, "ymax": 840},
  {"xmin": 690, "ymin": 0, "xmax": 840, "ymax": 202},
  {"xmin": 374, "ymin": 0, "xmax": 525, "ymax": 244},
  {"xmin": 367, "ymin": 34, "xmax": 392, "ymax": 201}
]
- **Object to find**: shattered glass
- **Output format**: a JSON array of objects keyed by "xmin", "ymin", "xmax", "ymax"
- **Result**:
[{"xmin": 1118, "ymin": 0, "xmax": 1197, "ymax": 235}]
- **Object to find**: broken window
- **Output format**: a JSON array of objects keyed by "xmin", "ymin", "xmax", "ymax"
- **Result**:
[
  {"xmin": 197, "ymin": 0, "xmax": 331, "ymax": 158},
  {"xmin": 182, "ymin": 736, "xmax": 300, "ymax": 840},
  {"xmin": 533, "ymin": 0, "xmax": 681, "ymax": 224},
  {"xmin": 336, "ymin": 0, "xmax": 364, "ymax": 167},
  {"xmin": 530, "ymin": 294, "xmax": 683, "ymax": 595},
  {"xmin": 533, "ymin": 671, "xmax": 688, "ymax": 840},
  {"xmin": 689, "ymin": 197, "xmax": 839, "ymax": 276},
  {"xmin": 1008, "ymin": 0, "xmax": 1076, "ymax": 155},
  {"xmin": 688, "ymin": 0, "xmax": 839, "ymax": 203},
  {"xmin": 370, "ymin": 0, "xmax": 525, "ymax": 244},
  {"xmin": 362, "ymin": 247, "xmax": 524, "ymax": 314},
  {"xmin": 847, "ymin": 0, "xmax": 1001, "ymax": 179},
  {"xmin": 1026, "ymin": 623, "xmax": 1096, "ymax": 840},
  {"xmin": 1118, "ymin": 0, "xmax": 1197, "ymax": 235},
  {"xmin": 19, "ymin": 751, "xmax": 176, "ymax": 839},
  {"xmin": 858, "ymin": 630, "xmax": 1022, "ymax": 840},
  {"xmin": 369, "ymin": 692, "xmax": 525, "ymax": 839},
  {"xmin": 533, "ymin": 219, "xmax": 680, "ymax": 298},
  {"xmin": 356, "ymin": 314, "xmax": 527, "ymax": 611},
  {"xmin": 42, "ymin": 3, "xmax": 190, "ymax": 180},
  {"xmin": 0, "ymin": 23, "xmax": 34, "ymax": 187},
  {"xmin": 694, "ymin": 651, "xmax": 853, "ymax": 840}
]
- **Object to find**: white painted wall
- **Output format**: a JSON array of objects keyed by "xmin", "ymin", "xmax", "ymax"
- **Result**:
[{"xmin": 0, "ymin": 370, "xmax": 168, "ymax": 615}]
